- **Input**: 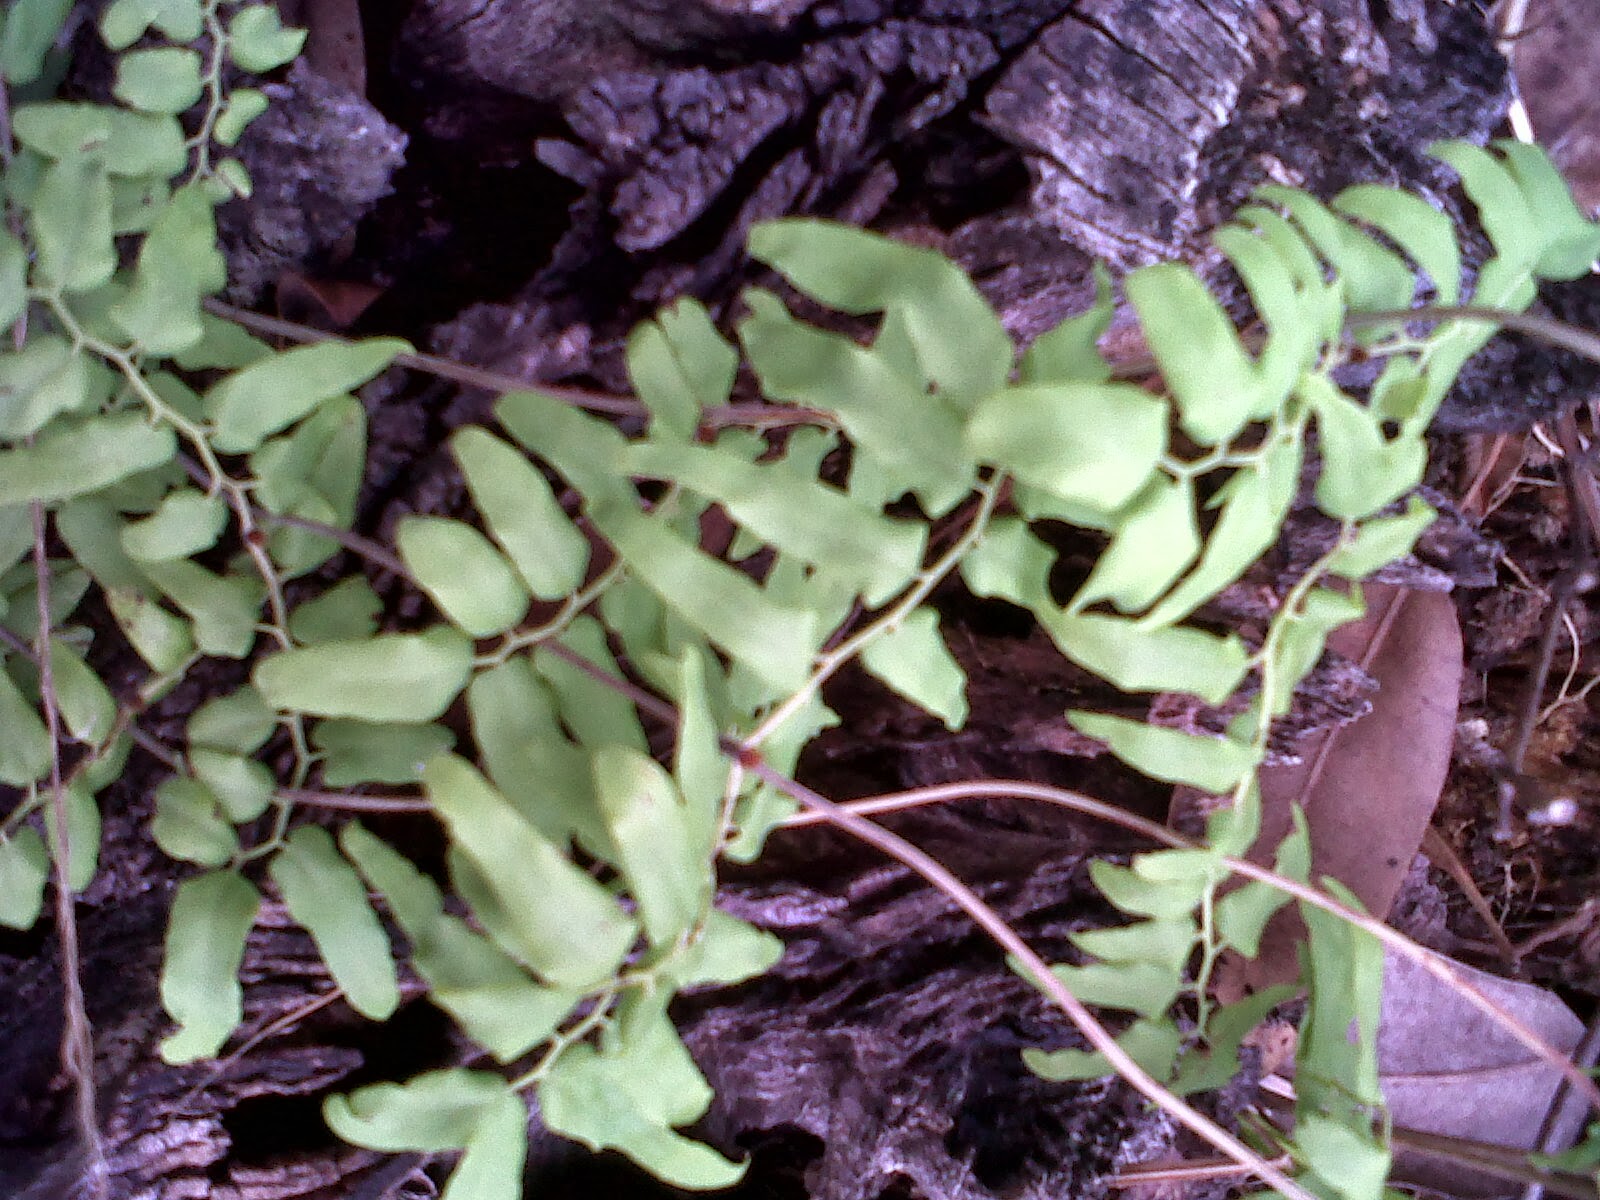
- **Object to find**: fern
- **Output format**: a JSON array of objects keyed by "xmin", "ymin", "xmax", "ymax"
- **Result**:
[{"xmin": 1, "ymin": 2, "xmax": 1598, "ymax": 1195}]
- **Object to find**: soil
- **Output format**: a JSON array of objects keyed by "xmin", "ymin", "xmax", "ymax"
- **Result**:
[{"xmin": 6, "ymin": 2, "xmax": 1600, "ymax": 1199}]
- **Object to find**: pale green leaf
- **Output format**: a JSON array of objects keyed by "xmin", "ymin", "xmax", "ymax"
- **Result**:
[
  {"xmin": 30, "ymin": 152, "xmax": 115, "ymax": 292},
  {"xmin": 212, "ymin": 157, "xmax": 251, "ymax": 200},
  {"xmin": 110, "ymin": 184, "xmax": 226, "ymax": 353},
  {"xmin": 1087, "ymin": 860, "xmax": 1203, "ymax": 921},
  {"xmin": 1071, "ymin": 475, "xmax": 1199, "ymax": 614},
  {"xmin": 0, "ymin": 231, "xmax": 26, "ymax": 329},
  {"xmin": 1257, "ymin": 185, "xmax": 1417, "ymax": 315},
  {"xmin": 626, "ymin": 297, "xmax": 737, "ymax": 439},
  {"xmin": 397, "ymin": 516, "xmax": 529, "ymax": 638},
  {"xmin": 1044, "ymin": 613, "xmax": 1249, "ymax": 704},
  {"xmin": 253, "ymin": 628, "xmax": 474, "ymax": 723},
  {"xmin": 591, "ymin": 501, "xmax": 820, "ymax": 692},
  {"xmin": 1169, "ymin": 984, "xmax": 1297, "ymax": 1096},
  {"xmin": 120, "ymin": 488, "xmax": 228, "ymax": 562},
  {"xmin": 105, "ymin": 587, "xmax": 193, "ymax": 673},
  {"xmin": 214, "ymin": 89, "xmax": 269, "ymax": 147},
  {"xmin": 1070, "ymin": 916, "xmax": 1197, "ymax": 965},
  {"xmin": 0, "ymin": 337, "xmax": 94, "ymax": 439},
  {"xmin": 467, "ymin": 656, "xmax": 609, "ymax": 852},
  {"xmin": 0, "ymin": 0, "xmax": 71, "ymax": 84},
  {"xmin": 593, "ymin": 745, "xmax": 707, "ymax": 946},
  {"xmin": 1297, "ymin": 1112, "xmax": 1392, "ymax": 1200},
  {"xmin": 966, "ymin": 381, "xmax": 1166, "ymax": 514},
  {"xmin": 1023, "ymin": 1018, "xmax": 1181, "ymax": 1083},
  {"xmin": 0, "ymin": 826, "xmax": 49, "ymax": 929},
  {"xmin": 1067, "ymin": 711, "xmax": 1258, "ymax": 793},
  {"xmin": 1332, "ymin": 184, "xmax": 1461, "ymax": 306},
  {"xmin": 113, "ymin": 47, "xmax": 203, "ymax": 114},
  {"xmin": 311, "ymin": 718, "xmax": 452, "ymax": 787},
  {"xmin": 747, "ymin": 219, "xmax": 1012, "ymax": 406},
  {"xmin": 159, "ymin": 870, "xmax": 260, "ymax": 1063},
  {"xmin": 270, "ymin": 826, "xmax": 399, "ymax": 1019},
  {"xmin": 0, "ymin": 414, "xmax": 176, "ymax": 507},
  {"xmin": 665, "ymin": 908, "xmax": 784, "ymax": 989},
  {"xmin": 1050, "ymin": 960, "xmax": 1185, "ymax": 1019},
  {"xmin": 1124, "ymin": 263, "xmax": 1265, "ymax": 445},
  {"xmin": 0, "ymin": 664, "xmax": 50, "ymax": 785},
  {"xmin": 626, "ymin": 440, "xmax": 927, "ymax": 607},
  {"xmin": 442, "ymin": 1092, "xmax": 527, "ymax": 1200},
  {"xmin": 100, "ymin": 0, "xmax": 203, "ymax": 48},
  {"xmin": 188, "ymin": 685, "xmax": 276, "ymax": 755},
  {"xmin": 494, "ymin": 389, "xmax": 632, "ymax": 508},
  {"xmin": 532, "ymin": 616, "xmax": 647, "ymax": 754},
  {"xmin": 341, "ymin": 824, "xmax": 580, "ymax": 1061},
  {"xmin": 738, "ymin": 289, "xmax": 972, "ymax": 506},
  {"xmin": 152, "ymin": 776, "xmax": 238, "ymax": 867},
  {"xmin": 206, "ymin": 338, "xmax": 405, "ymax": 453},
  {"xmin": 1494, "ymin": 140, "xmax": 1600, "ymax": 280},
  {"xmin": 1140, "ymin": 433, "xmax": 1303, "ymax": 627},
  {"xmin": 1021, "ymin": 264, "xmax": 1114, "ymax": 384},
  {"xmin": 188, "ymin": 747, "xmax": 274, "ymax": 822},
  {"xmin": 539, "ymin": 1012, "xmax": 746, "ymax": 1189},
  {"xmin": 1307, "ymin": 375, "xmax": 1426, "ymax": 519},
  {"xmin": 859, "ymin": 607, "xmax": 967, "ymax": 730},
  {"xmin": 450, "ymin": 427, "xmax": 589, "ymax": 600},
  {"xmin": 227, "ymin": 4, "xmax": 307, "ymax": 72},
  {"xmin": 1430, "ymin": 141, "xmax": 1539, "ymax": 273},
  {"xmin": 138, "ymin": 559, "xmax": 264, "ymax": 658},
  {"xmin": 12, "ymin": 103, "xmax": 186, "ymax": 177},
  {"xmin": 324, "ymin": 1068, "xmax": 508, "ymax": 1153},
  {"xmin": 1328, "ymin": 497, "xmax": 1435, "ymax": 580},
  {"xmin": 1214, "ymin": 880, "xmax": 1289, "ymax": 958},
  {"xmin": 287, "ymin": 577, "xmax": 381, "ymax": 644},
  {"xmin": 426, "ymin": 755, "xmax": 637, "ymax": 989},
  {"xmin": 47, "ymin": 639, "xmax": 114, "ymax": 744}
]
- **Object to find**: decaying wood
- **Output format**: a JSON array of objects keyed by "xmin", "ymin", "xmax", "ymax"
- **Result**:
[{"xmin": 1, "ymin": 2, "xmax": 1559, "ymax": 1198}]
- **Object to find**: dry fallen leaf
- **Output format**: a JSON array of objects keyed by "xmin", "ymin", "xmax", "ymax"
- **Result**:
[{"xmin": 1223, "ymin": 584, "xmax": 1464, "ymax": 993}]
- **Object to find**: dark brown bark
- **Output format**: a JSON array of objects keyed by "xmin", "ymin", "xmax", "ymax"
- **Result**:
[{"xmin": 0, "ymin": 3, "xmax": 1536, "ymax": 1199}]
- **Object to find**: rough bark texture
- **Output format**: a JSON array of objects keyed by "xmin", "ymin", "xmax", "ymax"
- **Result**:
[{"xmin": 0, "ymin": 2, "xmax": 1545, "ymax": 1199}]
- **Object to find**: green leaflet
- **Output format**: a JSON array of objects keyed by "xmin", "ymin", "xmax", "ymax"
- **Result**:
[
  {"xmin": 0, "ymin": 827, "xmax": 49, "ymax": 930},
  {"xmin": 397, "ymin": 516, "xmax": 530, "ymax": 638},
  {"xmin": 1493, "ymin": 139, "xmax": 1600, "ymax": 280},
  {"xmin": 626, "ymin": 439, "xmax": 926, "ymax": 607},
  {"xmin": 1332, "ymin": 184, "xmax": 1462, "ymax": 306},
  {"xmin": 312, "ymin": 720, "xmax": 455, "ymax": 786},
  {"xmin": 0, "ymin": 0, "xmax": 73, "ymax": 84},
  {"xmin": 451, "ymin": 427, "xmax": 589, "ymax": 600},
  {"xmin": 1067, "ymin": 711, "xmax": 1259, "ymax": 793},
  {"xmin": 120, "ymin": 488, "xmax": 228, "ymax": 562},
  {"xmin": 159, "ymin": 869, "xmax": 260, "ymax": 1063},
  {"xmin": 188, "ymin": 748, "xmax": 274, "ymax": 822},
  {"xmin": 468, "ymin": 656, "xmax": 610, "ymax": 853},
  {"xmin": 0, "ymin": 336, "xmax": 96, "ymax": 440},
  {"xmin": 533, "ymin": 616, "xmax": 648, "ymax": 754},
  {"xmin": 112, "ymin": 46, "xmax": 203, "ymax": 114},
  {"xmin": 100, "ymin": 0, "xmax": 204, "ymax": 49},
  {"xmin": 226, "ymin": 5, "xmax": 305, "ymax": 73},
  {"xmin": 325, "ymin": 1068, "xmax": 510, "ymax": 1153},
  {"xmin": 1140, "ymin": 432, "xmax": 1304, "ymax": 628},
  {"xmin": 965, "ymin": 381, "xmax": 1165, "ymax": 515},
  {"xmin": 47, "ymin": 639, "xmax": 115, "ymax": 744},
  {"xmin": 1043, "ymin": 613, "xmax": 1249, "ymax": 705},
  {"xmin": 747, "ymin": 219, "xmax": 1012, "ymax": 406},
  {"xmin": 44, "ymin": 779, "xmax": 99, "ymax": 891},
  {"xmin": 438, "ymin": 1091, "xmax": 528, "ymax": 1200},
  {"xmin": 626, "ymin": 297, "xmax": 737, "ymax": 439},
  {"xmin": 152, "ymin": 776, "xmax": 238, "ymax": 866},
  {"xmin": 593, "ymin": 745, "xmax": 708, "ymax": 947},
  {"xmin": 425, "ymin": 755, "xmax": 637, "ymax": 989},
  {"xmin": 539, "ymin": 1010, "xmax": 746, "ymax": 1189},
  {"xmin": 188, "ymin": 685, "xmax": 277, "ymax": 755},
  {"xmin": 1070, "ymin": 475, "xmax": 1199, "ymax": 614},
  {"xmin": 30, "ymin": 151, "xmax": 116, "ymax": 292},
  {"xmin": 0, "ymin": 231, "xmax": 26, "ymax": 330},
  {"xmin": 12, "ymin": 102, "xmax": 187, "ymax": 177},
  {"xmin": 111, "ymin": 183, "xmax": 225, "ymax": 353},
  {"xmin": 1430, "ymin": 140, "xmax": 1541, "ymax": 273},
  {"xmin": 1257, "ymin": 185, "xmax": 1417, "ymax": 316},
  {"xmin": 1124, "ymin": 263, "xmax": 1266, "ymax": 446},
  {"xmin": 0, "ymin": 414, "xmax": 176, "ymax": 507},
  {"xmin": 738, "ymin": 289, "xmax": 973, "ymax": 509},
  {"xmin": 858, "ymin": 607, "xmax": 968, "ymax": 730},
  {"xmin": 663, "ymin": 908, "xmax": 784, "ymax": 990},
  {"xmin": 1049, "ymin": 960, "xmax": 1185, "ymax": 1020},
  {"xmin": 1023, "ymin": 1017, "xmax": 1181, "ymax": 1084},
  {"xmin": 138, "ymin": 558, "xmax": 264, "ymax": 658},
  {"xmin": 287, "ymin": 577, "xmax": 381, "ymax": 644},
  {"xmin": 270, "ymin": 826, "xmax": 399, "ymax": 1020},
  {"xmin": 253, "ymin": 628, "xmax": 474, "ymax": 723},
  {"xmin": 205, "ymin": 338, "xmax": 406, "ymax": 453},
  {"xmin": 1021, "ymin": 264, "xmax": 1114, "ymax": 384},
  {"xmin": 1328, "ymin": 497, "xmax": 1435, "ymax": 580},
  {"xmin": 1305, "ymin": 375, "xmax": 1426, "ymax": 520},
  {"xmin": 589, "ymin": 500, "xmax": 820, "ymax": 692},
  {"xmin": 340, "ymin": 824, "xmax": 579, "ymax": 1062}
]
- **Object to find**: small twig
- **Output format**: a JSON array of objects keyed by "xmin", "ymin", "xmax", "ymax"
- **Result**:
[
  {"xmin": 202, "ymin": 299, "xmax": 830, "ymax": 430},
  {"xmin": 1421, "ymin": 826, "xmax": 1519, "ymax": 967},
  {"xmin": 273, "ymin": 787, "xmax": 431, "ymax": 814}
]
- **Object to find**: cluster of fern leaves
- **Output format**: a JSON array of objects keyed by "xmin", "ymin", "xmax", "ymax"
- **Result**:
[{"xmin": 4, "ymin": 3, "xmax": 1600, "ymax": 1198}]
